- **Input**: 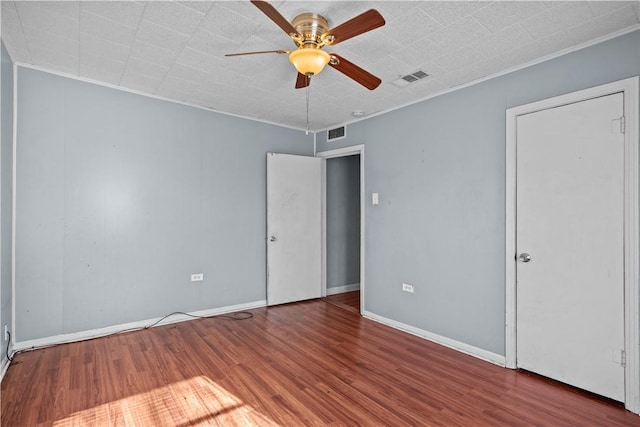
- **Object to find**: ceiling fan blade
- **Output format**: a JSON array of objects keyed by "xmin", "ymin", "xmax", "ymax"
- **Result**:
[
  {"xmin": 295, "ymin": 73, "xmax": 310, "ymax": 89},
  {"xmin": 329, "ymin": 54, "xmax": 381, "ymax": 90},
  {"xmin": 225, "ymin": 50, "xmax": 289, "ymax": 57},
  {"xmin": 250, "ymin": 0, "xmax": 300, "ymax": 39},
  {"xmin": 322, "ymin": 9, "xmax": 385, "ymax": 45}
]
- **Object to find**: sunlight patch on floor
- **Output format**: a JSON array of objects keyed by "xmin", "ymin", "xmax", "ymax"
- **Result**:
[{"xmin": 52, "ymin": 376, "xmax": 278, "ymax": 426}]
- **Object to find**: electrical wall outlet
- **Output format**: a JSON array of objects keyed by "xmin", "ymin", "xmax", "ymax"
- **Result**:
[
  {"xmin": 402, "ymin": 283, "xmax": 414, "ymax": 293},
  {"xmin": 4, "ymin": 324, "xmax": 8, "ymax": 342},
  {"xmin": 191, "ymin": 273, "xmax": 204, "ymax": 282}
]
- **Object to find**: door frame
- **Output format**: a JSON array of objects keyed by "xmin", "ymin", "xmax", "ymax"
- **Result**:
[
  {"xmin": 316, "ymin": 145, "xmax": 365, "ymax": 313},
  {"xmin": 505, "ymin": 77, "xmax": 639, "ymax": 412}
]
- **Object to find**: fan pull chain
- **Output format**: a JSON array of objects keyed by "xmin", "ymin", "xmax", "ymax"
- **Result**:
[{"xmin": 305, "ymin": 83, "xmax": 310, "ymax": 135}]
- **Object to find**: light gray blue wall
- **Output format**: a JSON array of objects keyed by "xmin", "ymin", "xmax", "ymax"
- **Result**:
[
  {"xmin": 316, "ymin": 31, "xmax": 640, "ymax": 356},
  {"xmin": 16, "ymin": 67, "xmax": 312, "ymax": 342},
  {"xmin": 1, "ymin": 42, "xmax": 13, "ymax": 361},
  {"xmin": 326, "ymin": 155, "xmax": 360, "ymax": 288}
]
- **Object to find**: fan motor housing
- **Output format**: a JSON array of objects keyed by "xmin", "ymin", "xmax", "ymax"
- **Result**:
[{"xmin": 292, "ymin": 13, "xmax": 329, "ymax": 47}]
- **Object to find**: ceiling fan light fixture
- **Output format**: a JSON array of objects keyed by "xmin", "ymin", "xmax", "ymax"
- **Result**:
[{"xmin": 289, "ymin": 48, "xmax": 330, "ymax": 76}]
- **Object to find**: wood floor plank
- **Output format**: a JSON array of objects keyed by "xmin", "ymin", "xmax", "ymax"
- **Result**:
[
  {"xmin": 324, "ymin": 291, "xmax": 360, "ymax": 313},
  {"xmin": 2, "ymin": 297, "xmax": 640, "ymax": 426}
]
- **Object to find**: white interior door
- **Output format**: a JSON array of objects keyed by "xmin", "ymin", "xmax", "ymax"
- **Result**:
[
  {"xmin": 267, "ymin": 153, "xmax": 322, "ymax": 306},
  {"xmin": 516, "ymin": 93, "xmax": 625, "ymax": 401}
]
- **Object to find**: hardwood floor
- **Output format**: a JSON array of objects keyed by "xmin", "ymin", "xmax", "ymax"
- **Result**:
[
  {"xmin": 323, "ymin": 290, "xmax": 360, "ymax": 313},
  {"xmin": 2, "ymin": 298, "xmax": 639, "ymax": 426}
]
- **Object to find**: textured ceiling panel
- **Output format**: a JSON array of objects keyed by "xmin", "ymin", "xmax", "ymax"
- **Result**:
[
  {"xmin": 418, "ymin": 2, "xmax": 488, "ymax": 27},
  {"xmin": 473, "ymin": 1, "xmax": 547, "ymax": 33},
  {"xmin": 521, "ymin": 2, "xmax": 595, "ymax": 39},
  {"xmin": 81, "ymin": 1, "xmax": 145, "ymax": 28},
  {"xmin": 2, "ymin": 1, "xmax": 639, "ymax": 131}
]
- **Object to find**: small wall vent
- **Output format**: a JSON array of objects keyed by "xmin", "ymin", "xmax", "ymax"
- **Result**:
[
  {"xmin": 327, "ymin": 125, "xmax": 346, "ymax": 141},
  {"xmin": 392, "ymin": 70, "xmax": 430, "ymax": 88}
]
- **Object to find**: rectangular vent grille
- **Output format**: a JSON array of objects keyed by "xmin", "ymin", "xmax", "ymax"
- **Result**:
[
  {"xmin": 392, "ymin": 70, "xmax": 430, "ymax": 87},
  {"xmin": 412, "ymin": 70, "xmax": 429, "ymax": 79},
  {"xmin": 327, "ymin": 126, "xmax": 346, "ymax": 141}
]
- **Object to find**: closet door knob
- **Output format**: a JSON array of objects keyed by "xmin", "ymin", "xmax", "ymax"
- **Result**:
[{"xmin": 518, "ymin": 253, "xmax": 531, "ymax": 263}]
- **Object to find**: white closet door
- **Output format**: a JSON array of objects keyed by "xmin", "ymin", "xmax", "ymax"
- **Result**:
[
  {"xmin": 516, "ymin": 93, "xmax": 625, "ymax": 401},
  {"xmin": 267, "ymin": 153, "xmax": 322, "ymax": 306}
]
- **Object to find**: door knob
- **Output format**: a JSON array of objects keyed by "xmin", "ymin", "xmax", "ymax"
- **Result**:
[
  {"xmin": 518, "ymin": 253, "xmax": 531, "ymax": 263},
  {"xmin": 269, "ymin": 236, "xmax": 277, "ymax": 242}
]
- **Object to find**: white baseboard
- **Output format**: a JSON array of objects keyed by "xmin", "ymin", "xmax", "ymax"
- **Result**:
[
  {"xmin": 13, "ymin": 300, "xmax": 266, "ymax": 352},
  {"xmin": 362, "ymin": 310, "xmax": 506, "ymax": 367},
  {"xmin": 0, "ymin": 355, "xmax": 10, "ymax": 383},
  {"xmin": 326, "ymin": 283, "xmax": 360, "ymax": 295}
]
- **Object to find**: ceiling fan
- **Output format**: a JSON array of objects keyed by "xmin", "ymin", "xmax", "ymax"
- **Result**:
[{"xmin": 225, "ymin": 0, "xmax": 385, "ymax": 90}]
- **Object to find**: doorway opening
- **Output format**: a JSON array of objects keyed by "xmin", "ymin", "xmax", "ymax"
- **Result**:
[{"xmin": 316, "ymin": 145, "xmax": 365, "ymax": 314}]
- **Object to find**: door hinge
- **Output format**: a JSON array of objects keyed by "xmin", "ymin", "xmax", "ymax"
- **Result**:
[
  {"xmin": 621, "ymin": 349, "xmax": 627, "ymax": 367},
  {"xmin": 612, "ymin": 116, "xmax": 625, "ymax": 134}
]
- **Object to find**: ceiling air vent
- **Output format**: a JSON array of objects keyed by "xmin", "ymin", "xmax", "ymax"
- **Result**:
[
  {"xmin": 392, "ymin": 70, "xmax": 430, "ymax": 88},
  {"xmin": 327, "ymin": 125, "xmax": 346, "ymax": 142}
]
